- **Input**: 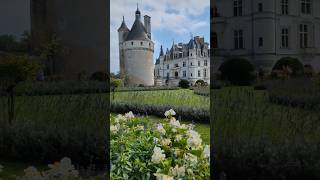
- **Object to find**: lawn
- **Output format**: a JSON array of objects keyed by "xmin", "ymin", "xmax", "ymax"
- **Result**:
[
  {"xmin": 211, "ymin": 86, "xmax": 320, "ymax": 179},
  {"xmin": 112, "ymin": 89, "xmax": 209, "ymax": 109}
]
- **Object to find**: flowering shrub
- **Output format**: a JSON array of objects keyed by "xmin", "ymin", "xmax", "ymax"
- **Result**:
[
  {"xmin": 110, "ymin": 109, "xmax": 210, "ymax": 179},
  {"xmin": 20, "ymin": 157, "xmax": 79, "ymax": 180}
]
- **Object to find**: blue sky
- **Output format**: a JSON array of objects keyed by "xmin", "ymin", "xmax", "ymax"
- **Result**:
[{"xmin": 110, "ymin": 0, "xmax": 210, "ymax": 73}]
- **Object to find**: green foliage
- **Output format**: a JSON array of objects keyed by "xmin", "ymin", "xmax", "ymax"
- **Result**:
[
  {"xmin": 195, "ymin": 80, "xmax": 205, "ymax": 86},
  {"xmin": 91, "ymin": 71, "xmax": 108, "ymax": 82},
  {"xmin": 272, "ymin": 57, "xmax": 304, "ymax": 78},
  {"xmin": 219, "ymin": 58, "xmax": 256, "ymax": 85},
  {"xmin": 110, "ymin": 111, "xmax": 210, "ymax": 179},
  {"xmin": 0, "ymin": 55, "xmax": 40, "ymax": 83},
  {"xmin": 110, "ymin": 78, "xmax": 122, "ymax": 90},
  {"xmin": 0, "ymin": 31, "xmax": 31, "ymax": 53},
  {"xmin": 178, "ymin": 79, "xmax": 190, "ymax": 88}
]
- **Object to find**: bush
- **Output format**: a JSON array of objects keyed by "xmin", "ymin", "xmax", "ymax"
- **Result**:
[
  {"xmin": 195, "ymin": 80, "xmax": 205, "ymax": 86},
  {"xmin": 178, "ymin": 79, "xmax": 190, "ymax": 89},
  {"xmin": 272, "ymin": 57, "xmax": 304, "ymax": 78},
  {"xmin": 219, "ymin": 58, "xmax": 255, "ymax": 86},
  {"xmin": 90, "ymin": 71, "xmax": 108, "ymax": 82},
  {"xmin": 111, "ymin": 110, "xmax": 210, "ymax": 179}
]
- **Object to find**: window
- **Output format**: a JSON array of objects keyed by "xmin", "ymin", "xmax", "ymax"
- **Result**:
[
  {"xmin": 167, "ymin": 64, "xmax": 170, "ymax": 69},
  {"xmin": 175, "ymin": 64, "xmax": 179, "ymax": 67},
  {"xmin": 190, "ymin": 62, "xmax": 193, "ymax": 66},
  {"xmin": 212, "ymin": 32, "xmax": 218, "ymax": 48},
  {"xmin": 166, "ymin": 72, "xmax": 169, "ymax": 79},
  {"xmin": 258, "ymin": 3, "xmax": 263, "ymax": 12},
  {"xmin": 183, "ymin": 71, "xmax": 186, "ymax": 77},
  {"xmin": 158, "ymin": 69, "xmax": 160, "ymax": 76},
  {"xmin": 204, "ymin": 69, "xmax": 207, "ymax": 77},
  {"xmin": 281, "ymin": 0, "xmax": 288, "ymax": 15},
  {"xmin": 198, "ymin": 70, "xmax": 201, "ymax": 77},
  {"xmin": 281, "ymin": 28, "xmax": 289, "ymax": 48},
  {"xmin": 131, "ymin": 42, "xmax": 134, "ymax": 45},
  {"xmin": 140, "ymin": 42, "xmax": 143, "ymax": 45},
  {"xmin": 183, "ymin": 61, "xmax": 186, "ymax": 67},
  {"xmin": 198, "ymin": 61, "xmax": 201, "ymax": 66},
  {"xmin": 259, "ymin": 37, "xmax": 263, "ymax": 47},
  {"xmin": 301, "ymin": 0, "xmax": 311, "ymax": 14},
  {"xmin": 190, "ymin": 73, "xmax": 193, "ymax": 77},
  {"xmin": 204, "ymin": 60, "xmax": 208, "ymax": 66},
  {"xmin": 234, "ymin": 0, "xmax": 243, "ymax": 16},
  {"xmin": 175, "ymin": 72, "xmax": 179, "ymax": 79},
  {"xmin": 300, "ymin": 24, "xmax": 308, "ymax": 48},
  {"xmin": 234, "ymin": 30, "xmax": 244, "ymax": 49}
]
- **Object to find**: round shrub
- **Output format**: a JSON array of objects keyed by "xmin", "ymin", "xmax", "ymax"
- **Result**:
[
  {"xmin": 219, "ymin": 58, "xmax": 255, "ymax": 86},
  {"xmin": 178, "ymin": 79, "xmax": 190, "ymax": 88},
  {"xmin": 195, "ymin": 80, "xmax": 205, "ymax": 86},
  {"xmin": 272, "ymin": 57, "xmax": 304, "ymax": 78}
]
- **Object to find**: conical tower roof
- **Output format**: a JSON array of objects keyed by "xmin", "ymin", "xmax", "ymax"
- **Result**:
[
  {"xmin": 125, "ymin": 6, "xmax": 150, "ymax": 41},
  {"xmin": 118, "ymin": 16, "xmax": 129, "ymax": 32}
]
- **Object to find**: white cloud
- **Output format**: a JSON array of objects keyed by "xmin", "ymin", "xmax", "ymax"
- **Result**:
[{"xmin": 110, "ymin": 0, "xmax": 210, "ymax": 73}]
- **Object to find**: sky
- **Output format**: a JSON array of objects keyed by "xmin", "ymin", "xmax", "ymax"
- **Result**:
[
  {"xmin": 0, "ymin": 0, "xmax": 30, "ymax": 37},
  {"xmin": 110, "ymin": 0, "xmax": 210, "ymax": 73}
]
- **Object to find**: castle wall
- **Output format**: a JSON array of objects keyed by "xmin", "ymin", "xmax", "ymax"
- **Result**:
[{"xmin": 123, "ymin": 40, "xmax": 154, "ymax": 86}]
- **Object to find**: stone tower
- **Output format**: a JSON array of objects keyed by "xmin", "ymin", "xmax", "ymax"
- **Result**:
[
  {"xmin": 30, "ymin": 0, "xmax": 108, "ymax": 78},
  {"xmin": 118, "ymin": 5, "xmax": 154, "ymax": 86}
]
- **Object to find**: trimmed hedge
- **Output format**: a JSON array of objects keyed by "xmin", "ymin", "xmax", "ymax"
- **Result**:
[{"xmin": 111, "ymin": 102, "xmax": 209, "ymax": 124}]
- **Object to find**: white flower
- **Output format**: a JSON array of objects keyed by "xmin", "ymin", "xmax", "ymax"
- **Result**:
[
  {"xmin": 175, "ymin": 134, "xmax": 183, "ymax": 142},
  {"xmin": 171, "ymin": 165, "xmax": 185, "ymax": 177},
  {"xmin": 124, "ymin": 111, "xmax": 135, "ymax": 119},
  {"xmin": 110, "ymin": 124, "xmax": 119, "ymax": 134},
  {"xmin": 171, "ymin": 128, "xmax": 177, "ymax": 133},
  {"xmin": 22, "ymin": 166, "xmax": 44, "ymax": 180},
  {"xmin": 203, "ymin": 145, "xmax": 210, "ymax": 159},
  {"xmin": 156, "ymin": 123, "xmax": 166, "ymax": 134},
  {"xmin": 154, "ymin": 173, "xmax": 174, "ymax": 180},
  {"xmin": 169, "ymin": 118, "xmax": 181, "ymax": 128},
  {"xmin": 151, "ymin": 147, "xmax": 166, "ymax": 164},
  {"xmin": 115, "ymin": 114, "xmax": 126, "ymax": 122},
  {"xmin": 186, "ymin": 153, "xmax": 198, "ymax": 166},
  {"xmin": 187, "ymin": 130, "xmax": 202, "ymax": 149},
  {"xmin": 164, "ymin": 109, "xmax": 176, "ymax": 117},
  {"xmin": 161, "ymin": 138, "xmax": 172, "ymax": 146},
  {"xmin": 45, "ymin": 157, "xmax": 79, "ymax": 178}
]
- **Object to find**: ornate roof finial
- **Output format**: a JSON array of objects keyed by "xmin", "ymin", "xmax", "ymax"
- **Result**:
[
  {"xmin": 160, "ymin": 45, "xmax": 164, "ymax": 56},
  {"xmin": 123, "ymin": 16, "xmax": 125, "ymax": 22}
]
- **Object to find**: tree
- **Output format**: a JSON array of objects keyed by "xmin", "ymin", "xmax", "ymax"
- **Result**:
[
  {"xmin": 110, "ymin": 78, "xmax": 122, "ymax": 99},
  {"xmin": 0, "ymin": 55, "xmax": 40, "ymax": 124}
]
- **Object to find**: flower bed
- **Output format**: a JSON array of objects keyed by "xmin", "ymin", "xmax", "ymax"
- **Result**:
[{"xmin": 110, "ymin": 110, "xmax": 210, "ymax": 179}]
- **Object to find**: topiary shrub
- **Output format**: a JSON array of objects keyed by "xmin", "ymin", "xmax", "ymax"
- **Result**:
[
  {"xmin": 219, "ymin": 58, "xmax": 255, "ymax": 86},
  {"xmin": 272, "ymin": 57, "xmax": 304, "ymax": 78},
  {"xmin": 195, "ymin": 79, "xmax": 205, "ymax": 86},
  {"xmin": 178, "ymin": 79, "xmax": 190, "ymax": 88}
]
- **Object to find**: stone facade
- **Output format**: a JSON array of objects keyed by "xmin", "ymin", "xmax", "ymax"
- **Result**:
[
  {"xmin": 31, "ymin": 0, "xmax": 108, "ymax": 78},
  {"xmin": 118, "ymin": 6, "xmax": 154, "ymax": 86},
  {"xmin": 154, "ymin": 36, "xmax": 210, "ymax": 86},
  {"xmin": 212, "ymin": 0, "xmax": 320, "ymax": 73}
]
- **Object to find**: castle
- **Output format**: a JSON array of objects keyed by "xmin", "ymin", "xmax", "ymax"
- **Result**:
[
  {"xmin": 118, "ymin": 6, "xmax": 154, "ymax": 86},
  {"xmin": 212, "ymin": 0, "xmax": 320, "ymax": 74},
  {"xmin": 154, "ymin": 37, "xmax": 210, "ymax": 86}
]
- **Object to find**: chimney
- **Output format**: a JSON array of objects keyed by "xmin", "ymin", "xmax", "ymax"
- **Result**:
[{"xmin": 144, "ymin": 15, "xmax": 151, "ymax": 39}]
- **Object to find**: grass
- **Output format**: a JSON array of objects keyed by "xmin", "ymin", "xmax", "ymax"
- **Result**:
[
  {"xmin": 112, "ymin": 89, "xmax": 209, "ymax": 110},
  {"xmin": 211, "ymin": 86, "xmax": 320, "ymax": 179}
]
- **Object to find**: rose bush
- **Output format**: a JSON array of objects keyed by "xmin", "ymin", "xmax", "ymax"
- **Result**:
[{"xmin": 110, "ymin": 109, "xmax": 210, "ymax": 179}]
